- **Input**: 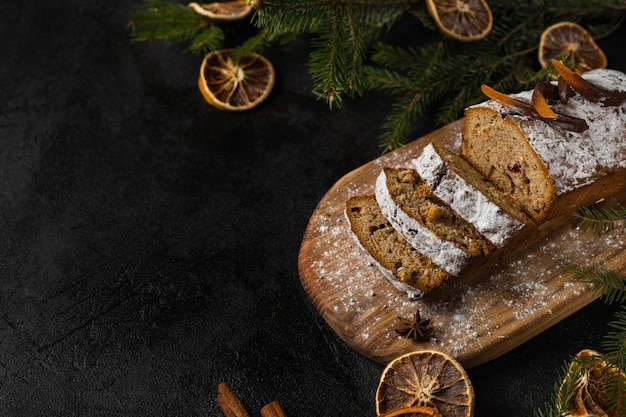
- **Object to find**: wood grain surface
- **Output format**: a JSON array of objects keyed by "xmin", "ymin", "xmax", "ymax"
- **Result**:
[{"xmin": 298, "ymin": 119, "xmax": 626, "ymax": 368}]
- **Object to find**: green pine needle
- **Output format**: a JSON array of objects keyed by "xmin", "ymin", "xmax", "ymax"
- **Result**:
[
  {"xmin": 253, "ymin": 0, "xmax": 416, "ymax": 108},
  {"xmin": 230, "ymin": 28, "xmax": 293, "ymax": 63},
  {"xmin": 363, "ymin": 0, "xmax": 625, "ymax": 150},
  {"xmin": 534, "ymin": 358, "xmax": 586, "ymax": 417},
  {"xmin": 571, "ymin": 205, "xmax": 626, "ymax": 236},
  {"xmin": 563, "ymin": 264, "xmax": 626, "ymax": 305},
  {"xmin": 604, "ymin": 307, "xmax": 626, "ymax": 369},
  {"xmin": 535, "ymin": 341, "xmax": 626, "ymax": 417},
  {"xmin": 602, "ymin": 306, "xmax": 626, "ymax": 414},
  {"xmin": 548, "ymin": 205, "xmax": 626, "ymax": 417},
  {"xmin": 129, "ymin": 0, "xmax": 225, "ymax": 54}
]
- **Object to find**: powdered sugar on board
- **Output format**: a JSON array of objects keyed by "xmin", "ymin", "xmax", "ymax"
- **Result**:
[{"xmin": 298, "ymin": 119, "xmax": 626, "ymax": 368}]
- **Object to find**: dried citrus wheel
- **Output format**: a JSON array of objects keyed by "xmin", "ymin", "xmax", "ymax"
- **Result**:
[
  {"xmin": 380, "ymin": 405, "xmax": 442, "ymax": 417},
  {"xmin": 188, "ymin": 1, "xmax": 252, "ymax": 21},
  {"xmin": 376, "ymin": 350, "xmax": 474, "ymax": 417},
  {"xmin": 561, "ymin": 349, "xmax": 626, "ymax": 417},
  {"xmin": 198, "ymin": 49, "xmax": 275, "ymax": 111},
  {"xmin": 425, "ymin": 0, "xmax": 493, "ymax": 42},
  {"xmin": 539, "ymin": 22, "xmax": 607, "ymax": 72}
]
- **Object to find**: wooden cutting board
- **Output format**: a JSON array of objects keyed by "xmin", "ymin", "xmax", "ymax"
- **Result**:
[{"xmin": 298, "ymin": 119, "xmax": 626, "ymax": 368}]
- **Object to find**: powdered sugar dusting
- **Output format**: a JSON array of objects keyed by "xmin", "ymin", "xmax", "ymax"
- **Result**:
[
  {"xmin": 473, "ymin": 69, "xmax": 626, "ymax": 195},
  {"xmin": 375, "ymin": 169, "xmax": 470, "ymax": 276},
  {"xmin": 306, "ymin": 183, "xmax": 625, "ymax": 364},
  {"xmin": 413, "ymin": 143, "xmax": 525, "ymax": 247},
  {"xmin": 301, "ymin": 104, "xmax": 625, "ymax": 366}
]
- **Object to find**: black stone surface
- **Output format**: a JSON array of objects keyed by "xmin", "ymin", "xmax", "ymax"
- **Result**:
[{"xmin": 1, "ymin": 1, "xmax": 624, "ymax": 416}]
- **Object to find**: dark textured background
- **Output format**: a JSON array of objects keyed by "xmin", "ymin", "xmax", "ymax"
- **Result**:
[{"xmin": 1, "ymin": 1, "xmax": 624, "ymax": 415}]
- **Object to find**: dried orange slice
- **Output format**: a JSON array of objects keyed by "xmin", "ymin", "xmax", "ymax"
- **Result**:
[
  {"xmin": 561, "ymin": 349, "xmax": 626, "ymax": 417},
  {"xmin": 425, "ymin": 0, "xmax": 493, "ymax": 42},
  {"xmin": 539, "ymin": 22, "xmax": 607, "ymax": 72},
  {"xmin": 376, "ymin": 350, "xmax": 474, "ymax": 417},
  {"xmin": 380, "ymin": 405, "xmax": 442, "ymax": 417},
  {"xmin": 198, "ymin": 49, "xmax": 275, "ymax": 111},
  {"xmin": 188, "ymin": 1, "xmax": 252, "ymax": 21}
]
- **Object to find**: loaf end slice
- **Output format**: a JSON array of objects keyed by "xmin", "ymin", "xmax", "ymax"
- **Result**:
[{"xmin": 345, "ymin": 195, "xmax": 450, "ymax": 299}]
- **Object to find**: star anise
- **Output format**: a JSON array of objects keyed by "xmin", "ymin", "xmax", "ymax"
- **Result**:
[{"xmin": 395, "ymin": 309, "xmax": 430, "ymax": 341}]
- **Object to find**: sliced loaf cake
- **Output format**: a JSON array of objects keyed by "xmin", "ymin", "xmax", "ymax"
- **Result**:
[
  {"xmin": 345, "ymin": 68, "xmax": 626, "ymax": 299},
  {"xmin": 412, "ymin": 143, "xmax": 534, "ymax": 248},
  {"xmin": 375, "ymin": 167, "xmax": 495, "ymax": 276},
  {"xmin": 461, "ymin": 68, "xmax": 626, "ymax": 221},
  {"xmin": 345, "ymin": 195, "xmax": 450, "ymax": 299}
]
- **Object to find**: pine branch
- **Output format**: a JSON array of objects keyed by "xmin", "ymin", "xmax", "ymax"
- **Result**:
[
  {"xmin": 563, "ymin": 264, "xmax": 626, "ymax": 305},
  {"xmin": 129, "ymin": 0, "xmax": 225, "ymax": 54},
  {"xmin": 364, "ymin": 41, "xmax": 447, "ymax": 150},
  {"xmin": 602, "ymin": 306, "xmax": 626, "ymax": 414},
  {"xmin": 556, "ymin": 202, "xmax": 626, "ymax": 416},
  {"xmin": 535, "ymin": 344, "xmax": 626, "ymax": 417},
  {"xmin": 253, "ymin": 0, "xmax": 417, "ymax": 107},
  {"xmin": 231, "ymin": 27, "xmax": 295, "ymax": 63},
  {"xmin": 534, "ymin": 359, "xmax": 586, "ymax": 417},
  {"xmin": 604, "ymin": 307, "xmax": 626, "ymax": 369},
  {"xmin": 128, "ymin": 0, "xmax": 625, "ymax": 143},
  {"xmin": 364, "ymin": 0, "xmax": 625, "ymax": 150},
  {"xmin": 364, "ymin": 19, "xmax": 530, "ymax": 148},
  {"xmin": 571, "ymin": 205, "xmax": 626, "ymax": 236},
  {"xmin": 378, "ymin": 90, "xmax": 426, "ymax": 152}
]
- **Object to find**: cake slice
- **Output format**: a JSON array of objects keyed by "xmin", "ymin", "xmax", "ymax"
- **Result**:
[
  {"xmin": 461, "ymin": 68, "xmax": 626, "ymax": 222},
  {"xmin": 345, "ymin": 195, "xmax": 450, "ymax": 299},
  {"xmin": 375, "ymin": 167, "xmax": 494, "ymax": 276},
  {"xmin": 412, "ymin": 143, "xmax": 534, "ymax": 248}
]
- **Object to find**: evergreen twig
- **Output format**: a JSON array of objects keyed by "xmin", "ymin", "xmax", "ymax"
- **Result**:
[
  {"xmin": 129, "ymin": 0, "xmax": 225, "ymax": 54},
  {"xmin": 542, "ymin": 200, "xmax": 626, "ymax": 417},
  {"xmin": 602, "ymin": 306, "xmax": 626, "ymax": 414},
  {"xmin": 604, "ymin": 307, "xmax": 626, "ymax": 369},
  {"xmin": 231, "ymin": 27, "xmax": 295, "ymax": 63},
  {"xmin": 253, "ymin": 0, "xmax": 416, "ymax": 108},
  {"xmin": 128, "ymin": 0, "xmax": 626, "ymax": 150},
  {"xmin": 536, "ymin": 263, "xmax": 626, "ymax": 417},
  {"xmin": 364, "ymin": 0, "xmax": 625, "ymax": 150},
  {"xmin": 571, "ymin": 205, "xmax": 626, "ymax": 235},
  {"xmin": 563, "ymin": 264, "xmax": 626, "ymax": 305},
  {"xmin": 534, "ymin": 358, "xmax": 586, "ymax": 417}
]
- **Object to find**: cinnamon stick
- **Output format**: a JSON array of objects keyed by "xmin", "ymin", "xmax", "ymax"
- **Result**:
[
  {"xmin": 260, "ymin": 400, "xmax": 287, "ymax": 417},
  {"xmin": 216, "ymin": 382, "xmax": 250, "ymax": 417}
]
